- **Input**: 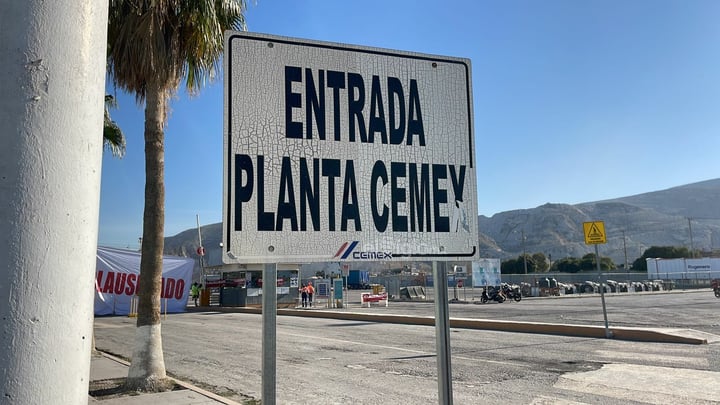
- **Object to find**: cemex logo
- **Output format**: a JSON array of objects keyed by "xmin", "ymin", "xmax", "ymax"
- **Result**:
[{"xmin": 334, "ymin": 241, "xmax": 393, "ymax": 260}]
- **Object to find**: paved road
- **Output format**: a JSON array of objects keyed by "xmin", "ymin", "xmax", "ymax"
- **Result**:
[
  {"xmin": 94, "ymin": 289, "xmax": 720, "ymax": 404},
  {"xmin": 355, "ymin": 288, "xmax": 720, "ymax": 335}
]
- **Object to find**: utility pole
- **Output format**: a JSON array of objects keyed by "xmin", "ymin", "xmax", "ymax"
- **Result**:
[
  {"xmin": 622, "ymin": 230, "xmax": 629, "ymax": 270},
  {"xmin": 196, "ymin": 214, "xmax": 206, "ymax": 285},
  {"xmin": 712, "ymin": 233, "xmax": 716, "ymax": 256},
  {"xmin": 548, "ymin": 253, "xmax": 552, "ymax": 271},
  {"xmin": 1, "ymin": 1, "xmax": 109, "ymax": 403},
  {"xmin": 623, "ymin": 230, "xmax": 630, "ymax": 288},
  {"xmin": 688, "ymin": 217, "xmax": 695, "ymax": 258},
  {"xmin": 522, "ymin": 230, "xmax": 528, "ymax": 275}
]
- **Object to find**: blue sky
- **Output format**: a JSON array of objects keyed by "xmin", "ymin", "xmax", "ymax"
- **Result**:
[{"xmin": 99, "ymin": 0, "xmax": 720, "ymax": 249}]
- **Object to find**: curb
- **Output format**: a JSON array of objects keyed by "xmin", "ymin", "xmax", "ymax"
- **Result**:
[
  {"xmin": 189, "ymin": 306, "xmax": 713, "ymax": 345},
  {"xmin": 96, "ymin": 351, "xmax": 243, "ymax": 405}
]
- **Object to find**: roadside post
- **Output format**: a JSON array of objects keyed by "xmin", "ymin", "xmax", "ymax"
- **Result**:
[
  {"xmin": 333, "ymin": 278, "xmax": 344, "ymax": 308},
  {"xmin": 261, "ymin": 263, "xmax": 277, "ymax": 404},
  {"xmin": 433, "ymin": 261, "xmax": 452, "ymax": 405},
  {"xmin": 583, "ymin": 221, "xmax": 612, "ymax": 338},
  {"xmin": 223, "ymin": 32, "xmax": 478, "ymax": 404}
]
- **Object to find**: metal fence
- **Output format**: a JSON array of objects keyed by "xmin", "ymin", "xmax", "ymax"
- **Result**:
[
  {"xmin": 371, "ymin": 271, "xmax": 720, "ymax": 300},
  {"xmin": 501, "ymin": 271, "xmax": 720, "ymax": 289}
]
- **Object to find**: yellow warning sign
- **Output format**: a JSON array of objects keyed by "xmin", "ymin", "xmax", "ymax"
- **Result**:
[{"xmin": 583, "ymin": 221, "xmax": 606, "ymax": 244}]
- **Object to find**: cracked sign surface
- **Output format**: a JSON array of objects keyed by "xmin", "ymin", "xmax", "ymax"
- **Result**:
[{"xmin": 223, "ymin": 32, "xmax": 478, "ymax": 263}]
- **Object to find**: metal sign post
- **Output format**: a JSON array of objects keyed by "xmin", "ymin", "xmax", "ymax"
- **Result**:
[
  {"xmin": 433, "ymin": 261, "xmax": 453, "ymax": 404},
  {"xmin": 594, "ymin": 244, "xmax": 611, "ymax": 338},
  {"xmin": 262, "ymin": 263, "xmax": 277, "ymax": 404},
  {"xmin": 223, "ymin": 32, "xmax": 479, "ymax": 405},
  {"xmin": 584, "ymin": 221, "xmax": 611, "ymax": 338}
]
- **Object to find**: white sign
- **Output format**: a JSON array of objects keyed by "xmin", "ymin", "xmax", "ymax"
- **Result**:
[
  {"xmin": 453, "ymin": 265, "xmax": 467, "ymax": 274},
  {"xmin": 223, "ymin": 32, "xmax": 478, "ymax": 263},
  {"xmin": 471, "ymin": 259, "xmax": 501, "ymax": 287}
]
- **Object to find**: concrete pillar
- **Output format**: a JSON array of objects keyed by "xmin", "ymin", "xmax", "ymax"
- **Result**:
[{"xmin": 0, "ymin": 1, "xmax": 108, "ymax": 403}]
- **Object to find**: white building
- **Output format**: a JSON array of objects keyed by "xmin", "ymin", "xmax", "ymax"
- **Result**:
[{"xmin": 646, "ymin": 257, "xmax": 720, "ymax": 279}]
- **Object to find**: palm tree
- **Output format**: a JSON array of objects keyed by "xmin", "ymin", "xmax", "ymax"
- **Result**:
[
  {"xmin": 106, "ymin": 0, "xmax": 247, "ymax": 391},
  {"xmin": 95, "ymin": 94, "xmax": 125, "ymax": 355},
  {"xmin": 103, "ymin": 94, "xmax": 126, "ymax": 158}
]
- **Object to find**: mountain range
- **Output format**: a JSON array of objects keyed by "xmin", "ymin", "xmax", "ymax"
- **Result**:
[{"xmin": 164, "ymin": 178, "xmax": 720, "ymax": 267}]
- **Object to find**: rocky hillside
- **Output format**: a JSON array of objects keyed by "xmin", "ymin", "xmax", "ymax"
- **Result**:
[
  {"xmin": 165, "ymin": 178, "xmax": 720, "ymax": 267},
  {"xmin": 479, "ymin": 178, "xmax": 720, "ymax": 264}
]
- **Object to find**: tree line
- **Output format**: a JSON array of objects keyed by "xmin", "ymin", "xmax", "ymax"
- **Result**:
[{"xmin": 501, "ymin": 246, "xmax": 696, "ymax": 274}]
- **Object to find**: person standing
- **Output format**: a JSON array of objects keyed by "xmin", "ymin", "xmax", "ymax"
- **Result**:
[
  {"xmin": 306, "ymin": 282, "xmax": 315, "ymax": 308},
  {"xmin": 191, "ymin": 282, "xmax": 201, "ymax": 307},
  {"xmin": 300, "ymin": 283, "xmax": 308, "ymax": 308}
]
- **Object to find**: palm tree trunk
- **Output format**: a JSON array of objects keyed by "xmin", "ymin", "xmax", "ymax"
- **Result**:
[{"xmin": 127, "ymin": 83, "xmax": 169, "ymax": 391}]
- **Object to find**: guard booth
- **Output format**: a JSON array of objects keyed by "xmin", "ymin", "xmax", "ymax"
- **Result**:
[{"xmin": 214, "ymin": 263, "xmax": 302, "ymax": 308}]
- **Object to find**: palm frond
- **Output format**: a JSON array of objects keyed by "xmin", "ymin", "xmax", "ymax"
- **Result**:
[
  {"xmin": 108, "ymin": 0, "xmax": 247, "ymax": 98},
  {"xmin": 103, "ymin": 94, "xmax": 126, "ymax": 158}
]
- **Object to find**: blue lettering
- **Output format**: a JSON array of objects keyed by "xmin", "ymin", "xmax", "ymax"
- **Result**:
[
  {"xmin": 368, "ymin": 75, "xmax": 388, "ymax": 144},
  {"xmin": 285, "ymin": 68, "xmax": 425, "ymax": 145},
  {"xmin": 347, "ymin": 73, "xmax": 367, "ymax": 143},
  {"xmin": 388, "ymin": 76, "xmax": 405, "ymax": 145},
  {"xmin": 432, "ymin": 164, "xmax": 449, "ymax": 232},
  {"xmin": 276, "ymin": 157, "xmax": 298, "ymax": 231},
  {"xmin": 341, "ymin": 160, "xmax": 361, "ymax": 231},
  {"xmin": 234, "ymin": 154, "xmax": 254, "ymax": 231},
  {"xmin": 285, "ymin": 66, "xmax": 302, "ymax": 139},
  {"xmin": 449, "ymin": 165, "xmax": 466, "ymax": 203},
  {"xmin": 326, "ymin": 70, "xmax": 345, "ymax": 141},
  {"xmin": 371, "ymin": 161, "xmax": 388, "ymax": 232},
  {"xmin": 391, "ymin": 162, "xmax": 408, "ymax": 232},
  {"xmin": 257, "ymin": 155, "xmax": 275, "ymax": 231},
  {"xmin": 299, "ymin": 158, "xmax": 320, "ymax": 231},
  {"xmin": 322, "ymin": 159, "xmax": 341, "ymax": 231},
  {"xmin": 408, "ymin": 163, "xmax": 431, "ymax": 232},
  {"xmin": 407, "ymin": 80, "xmax": 425, "ymax": 146},
  {"xmin": 234, "ymin": 156, "xmax": 464, "ymax": 234},
  {"xmin": 305, "ymin": 68, "xmax": 325, "ymax": 140}
]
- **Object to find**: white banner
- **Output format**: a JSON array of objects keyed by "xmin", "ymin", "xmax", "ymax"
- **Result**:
[{"xmin": 94, "ymin": 246, "xmax": 194, "ymax": 315}]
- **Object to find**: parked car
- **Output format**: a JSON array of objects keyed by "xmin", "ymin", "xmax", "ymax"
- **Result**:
[{"xmin": 577, "ymin": 281, "xmax": 599, "ymax": 294}]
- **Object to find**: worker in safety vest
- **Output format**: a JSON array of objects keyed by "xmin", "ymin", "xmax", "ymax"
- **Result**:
[{"xmin": 191, "ymin": 282, "xmax": 201, "ymax": 307}]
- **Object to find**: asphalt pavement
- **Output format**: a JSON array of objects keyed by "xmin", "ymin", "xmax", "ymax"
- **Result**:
[{"xmin": 89, "ymin": 288, "xmax": 720, "ymax": 403}]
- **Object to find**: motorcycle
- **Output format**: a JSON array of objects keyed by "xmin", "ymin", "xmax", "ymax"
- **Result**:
[
  {"xmin": 501, "ymin": 283, "xmax": 522, "ymax": 302},
  {"xmin": 712, "ymin": 279, "xmax": 720, "ymax": 298},
  {"xmin": 481, "ymin": 286, "xmax": 506, "ymax": 303}
]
